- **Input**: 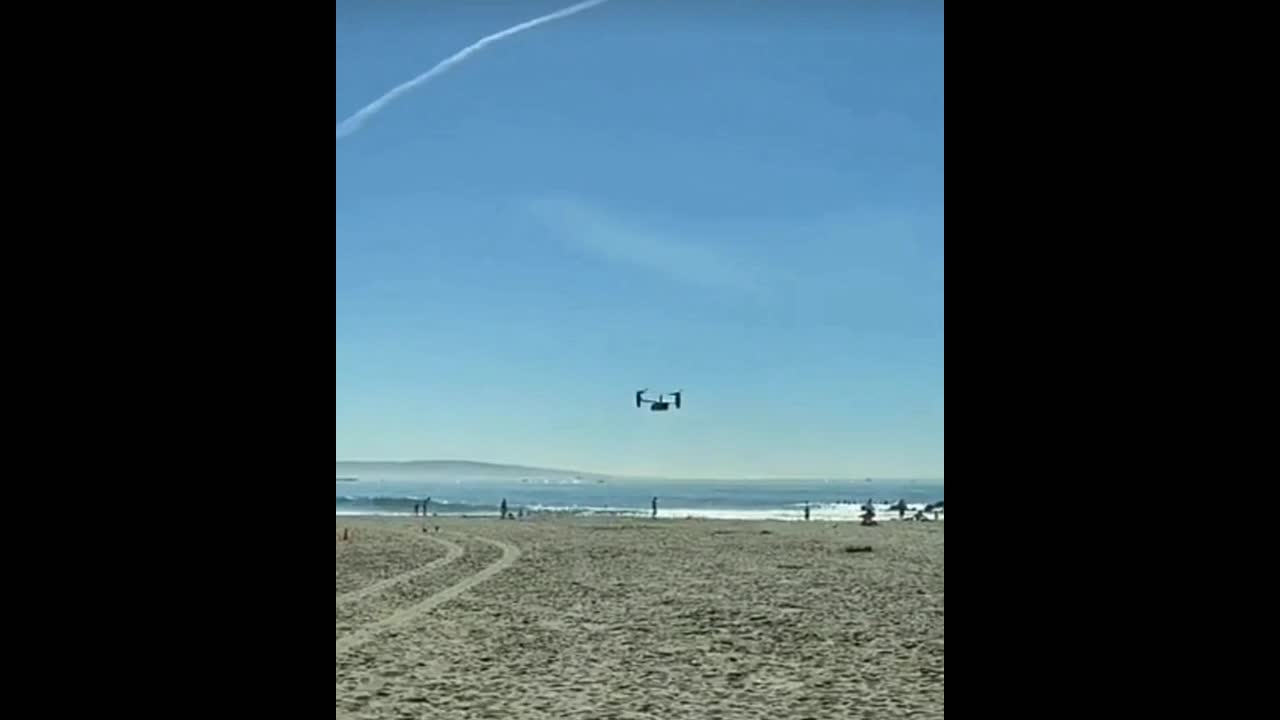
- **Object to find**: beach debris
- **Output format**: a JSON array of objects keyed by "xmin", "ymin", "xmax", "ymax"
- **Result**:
[
  {"xmin": 844, "ymin": 545, "xmax": 873, "ymax": 554},
  {"xmin": 760, "ymin": 530, "xmax": 773, "ymax": 535}
]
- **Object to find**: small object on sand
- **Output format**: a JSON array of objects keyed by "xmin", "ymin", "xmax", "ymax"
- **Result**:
[
  {"xmin": 844, "ymin": 545, "xmax": 873, "ymax": 554},
  {"xmin": 760, "ymin": 530, "xmax": 773, "ymax": 535}
]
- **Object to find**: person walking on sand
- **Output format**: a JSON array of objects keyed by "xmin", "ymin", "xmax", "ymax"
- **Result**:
[
  {"xmin": 651, "ymin": 496, "xmax": 658, "ymax": 519},
  {"xmin": 804, "ymin": 501, "xmax": 811, "ymax": 521},
  {"xmin": 414, "ymin": 502, "xmax": 420, "ymax": 517},
  {"xmin": 500, "ymin": 498, "xmax": 508, "ymax": 519}
]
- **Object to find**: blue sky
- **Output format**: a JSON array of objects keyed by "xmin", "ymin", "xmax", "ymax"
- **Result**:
[{"xmin": 336, "ymin": 0, "xmax": 944, "ymax": 479}]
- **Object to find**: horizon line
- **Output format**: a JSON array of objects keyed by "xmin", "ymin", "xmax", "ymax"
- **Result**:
[{"xmin": 334, "ymin": 459, "xmax": 943, "ymax": 484}]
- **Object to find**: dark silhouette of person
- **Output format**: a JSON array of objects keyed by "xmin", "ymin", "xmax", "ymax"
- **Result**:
[
  {"xmin": 651, "ymin": 496, "xmax": 658, "ymax": 519},
  {"xmin": 804, "ymin": 502, "xmax": 811, "ymax": 521},
  {"xmin": 414, "ymin": 503, "xmax": 420, "ymax": 517},
  {"xmin": 896, "ymin": 499, "xmax": 908, "ymax": 520},
  {"xmin": 500, "ymin": 498, "xmax": 508, "ymax": 519},
  {"xmin": 860, "ymin": 502, "xmax": 878, "ymax": 527}
]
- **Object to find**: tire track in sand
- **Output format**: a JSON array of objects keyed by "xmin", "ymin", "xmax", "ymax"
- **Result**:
[
  {"xmin": 335, "ymin": 535, "xmax": 463, "ymax": 606},
  {"xmin": 335, "ymin": 535, "xmax": 521, "ymax": 655}
]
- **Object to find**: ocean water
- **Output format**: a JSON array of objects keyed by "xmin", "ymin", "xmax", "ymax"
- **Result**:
[{"xmin": 336, "ymin": 477, "xmax": 944, "ymax": 522}]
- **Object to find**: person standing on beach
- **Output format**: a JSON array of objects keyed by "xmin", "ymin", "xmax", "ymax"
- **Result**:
[
  {"xmin": 414, "ymin": 502, "xmax": 420, "ymax": 517},
  {"xmin": 500, "ymin": 498, "xmax": 508, "ymax": 519},
  {"xmin": 651, "ymin": 496, "xmax": 658, "ymax": 519},
  {"xmin": 804, "ymin": 502, "xmax": 811, "ymax": 521}
]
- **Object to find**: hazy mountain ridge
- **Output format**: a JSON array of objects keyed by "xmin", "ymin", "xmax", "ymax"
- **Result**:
[
  {"xmin": 335, "ymin": 460, "xmax": 607, "ymax": 480},
  {"xmin": 335, "ymin": 460, "xmax": 942, "ymax": 485}
]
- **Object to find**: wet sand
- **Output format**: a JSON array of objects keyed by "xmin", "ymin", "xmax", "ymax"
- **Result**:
[{"xmin": 336, "ymin": 517, "xmax": 944, "ymax": 719}]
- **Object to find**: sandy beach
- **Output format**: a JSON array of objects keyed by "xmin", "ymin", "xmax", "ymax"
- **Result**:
[{"xmin": 336, "ymin": 517, "xmax": 944, "ymax": 719}]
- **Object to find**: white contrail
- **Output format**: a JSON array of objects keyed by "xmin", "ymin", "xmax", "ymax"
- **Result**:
[{"xmin": 336, "ymin": 0, "xmax": 611, "ymax": 140}]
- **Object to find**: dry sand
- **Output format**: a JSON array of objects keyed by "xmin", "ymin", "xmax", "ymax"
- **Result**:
[{"xmin": 336, "ymin": 517, "xmax": 944, "ymax": 719}]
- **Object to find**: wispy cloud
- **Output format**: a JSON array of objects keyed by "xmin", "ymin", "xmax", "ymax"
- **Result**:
[
  {"xmin": 523, "ymin": 196, "xmax": 764, "ymax": 294},
  {"xmin": 336, "ymin": 0, "xmax": 611, "ymax": 140}
]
